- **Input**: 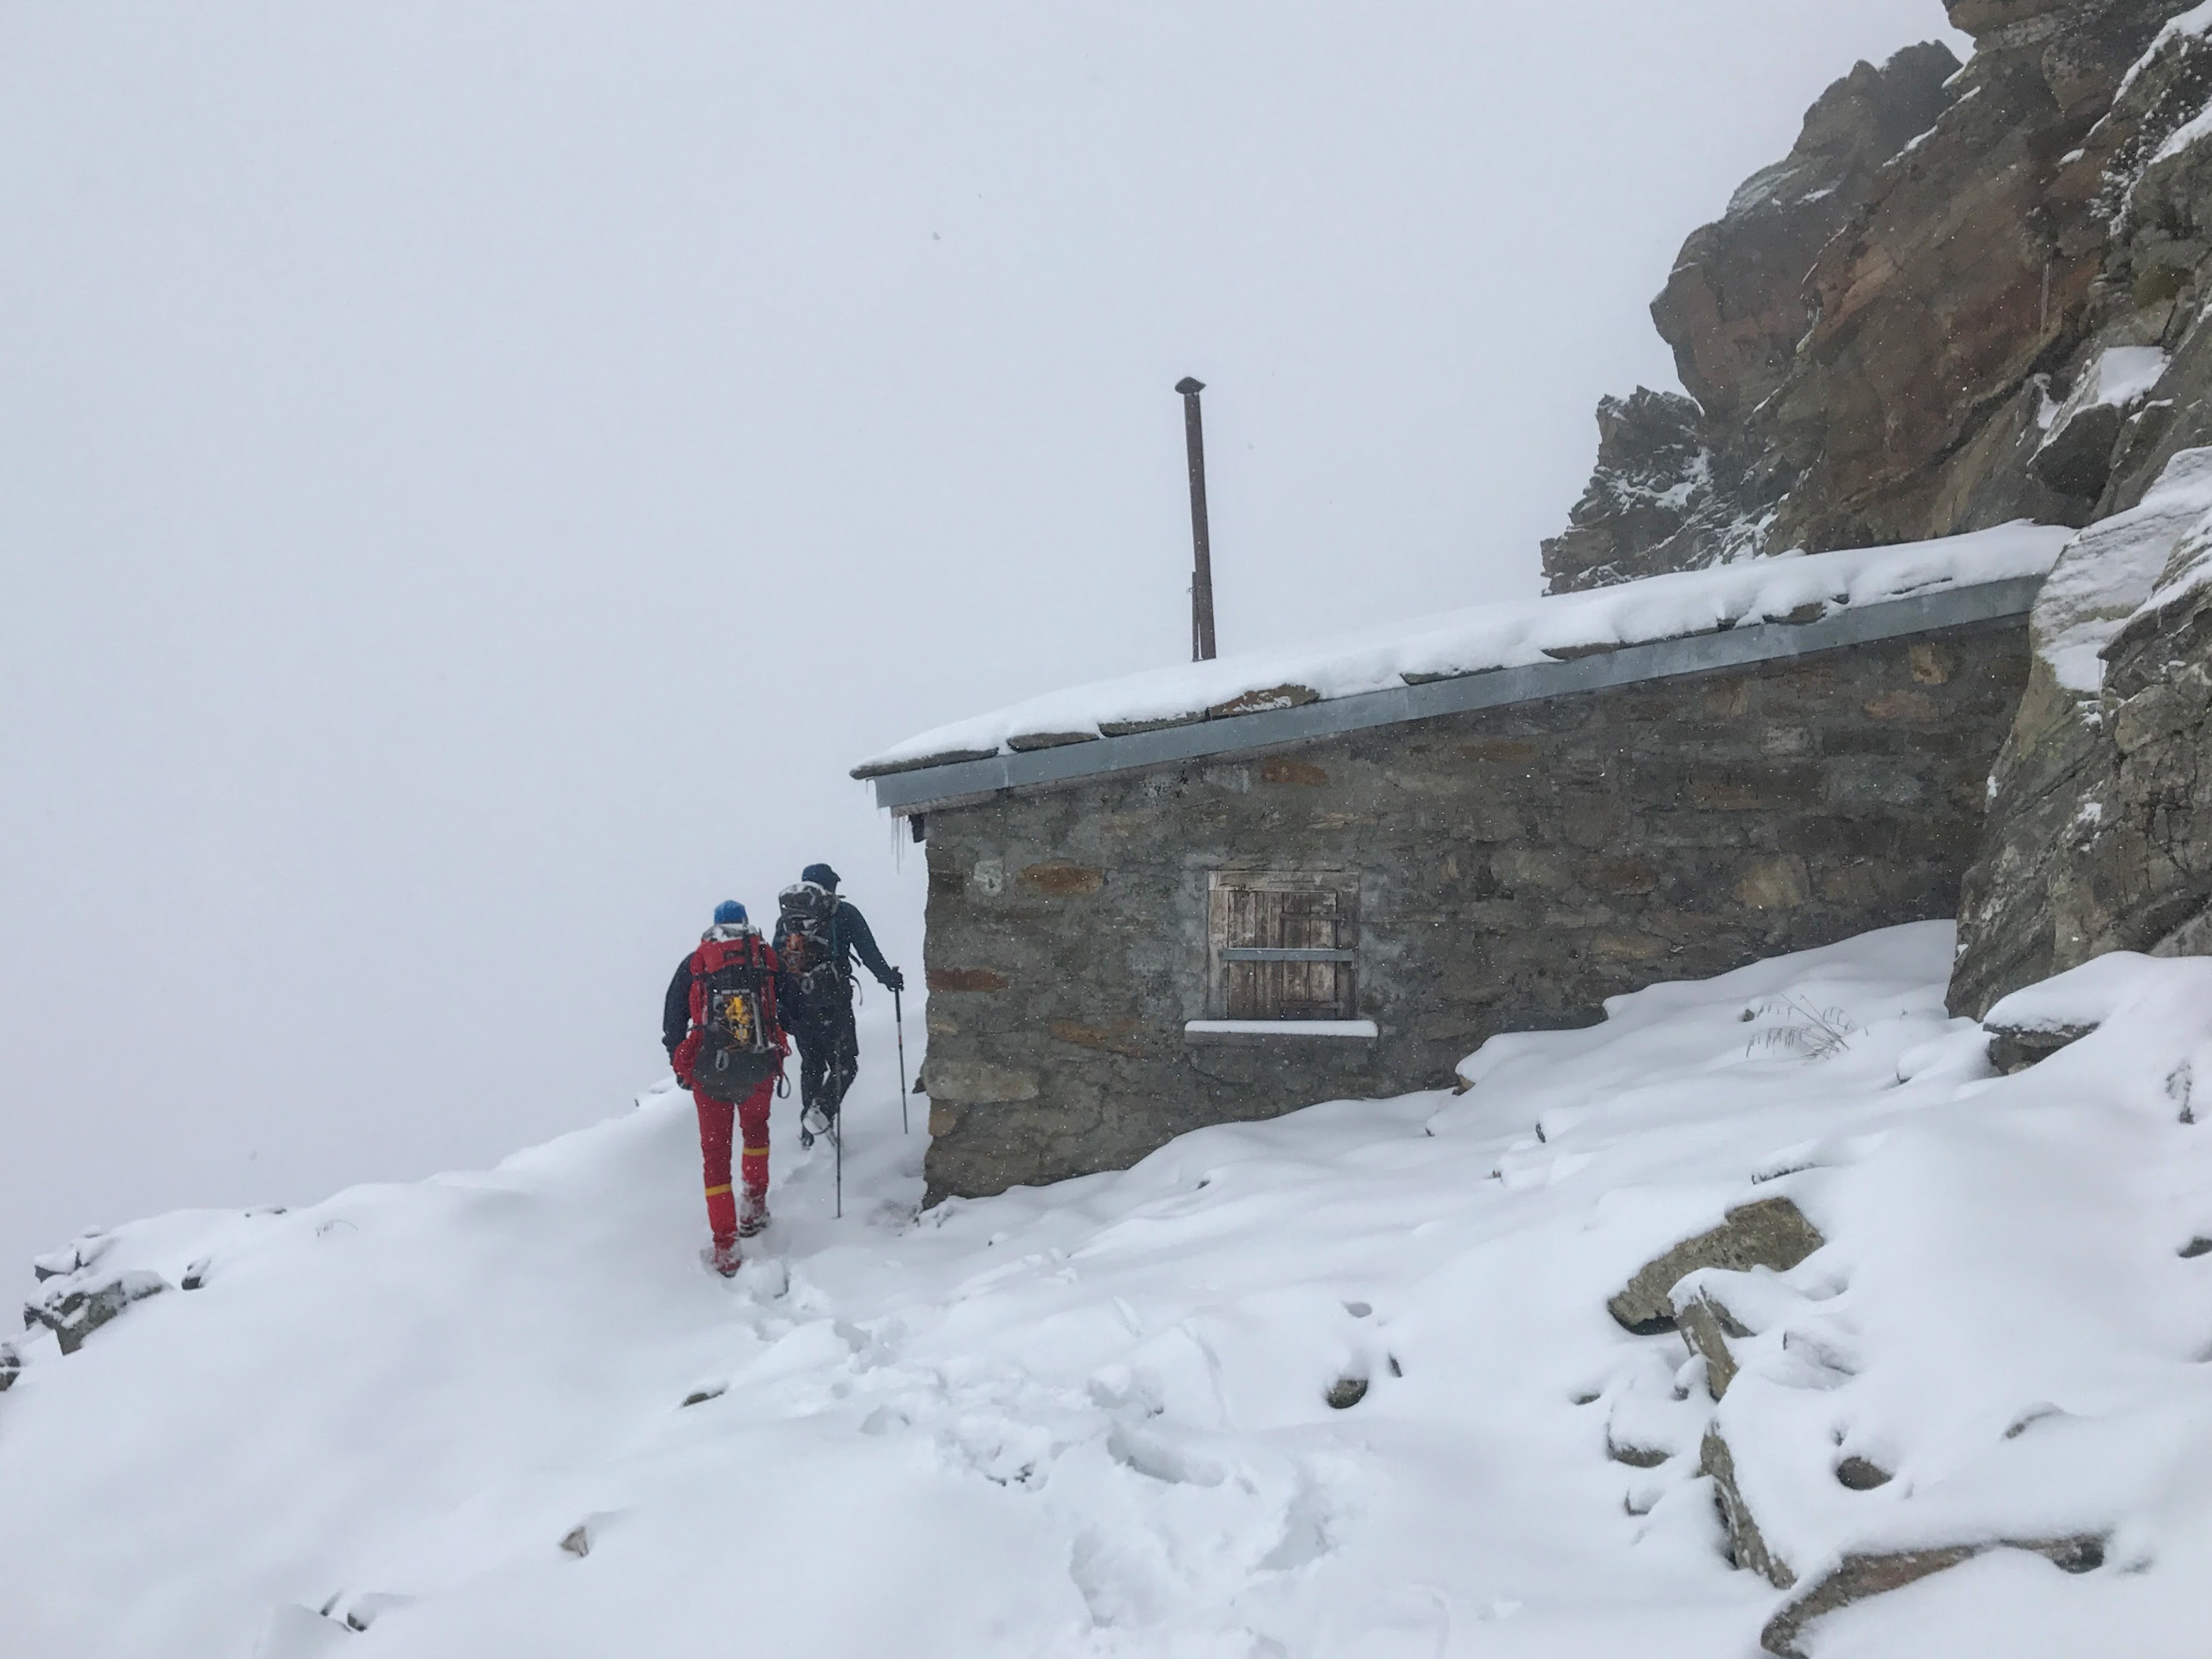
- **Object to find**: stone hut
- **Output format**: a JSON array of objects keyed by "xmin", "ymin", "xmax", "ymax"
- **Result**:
[{"xmin": 855, "ymin": 529, "xmax": 2067, "ymax": 1203}]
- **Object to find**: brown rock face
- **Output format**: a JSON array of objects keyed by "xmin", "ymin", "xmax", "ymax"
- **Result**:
[
  {"xmin": 1542, "ymin": 43, "xmax": 1959, "ymax": 594},
  {"xmin": 1764, "ymin": 3, "xmax": 2177, "ymax": 553},
  {"xmin": 1653, "ymin": 43, "xmax": 1960, "ymax": 426}
]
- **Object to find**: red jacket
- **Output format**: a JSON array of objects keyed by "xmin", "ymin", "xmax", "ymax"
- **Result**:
[{"xmin": 664, "ymin": 930, "xmax": 792, "ymax": 1082}]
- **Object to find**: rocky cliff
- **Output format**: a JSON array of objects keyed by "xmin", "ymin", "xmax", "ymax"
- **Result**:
[{"xmin": 1544, "ymin": 0, "xmax": 2212, "ymax": 1013}]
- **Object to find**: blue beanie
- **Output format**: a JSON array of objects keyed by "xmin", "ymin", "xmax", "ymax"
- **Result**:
[
  {"xmin": 801, "ymin": 863, "xmax": 840, "ymax": 891},
  {"xmin": 713, "ymin": 900, "xmax": 747, "ymax": 926}
]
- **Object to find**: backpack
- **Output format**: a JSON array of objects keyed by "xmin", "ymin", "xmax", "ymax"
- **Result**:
[
  {"xmin": 776, "ymin": 882, "xmax": 846, "ymax": 1007},
  {"xmin": 687, "ymin": 931, "xmax": 781, "ymax": 1100}
]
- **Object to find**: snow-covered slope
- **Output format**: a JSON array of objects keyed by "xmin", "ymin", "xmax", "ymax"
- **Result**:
[{"xmin": 5, "ymin": 925, "xmax": 2212, "ymax": 1658}]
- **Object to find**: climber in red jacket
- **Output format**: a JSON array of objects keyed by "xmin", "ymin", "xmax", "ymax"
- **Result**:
[{"xmin": 663, "ymin": 901, "xmax": 794, "ymax": 1275}]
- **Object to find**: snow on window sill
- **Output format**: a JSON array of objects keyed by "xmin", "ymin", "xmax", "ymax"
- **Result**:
[{"xmin": 1184, "ymin": 1019, "xmax": 1379, "ymax": 1040}]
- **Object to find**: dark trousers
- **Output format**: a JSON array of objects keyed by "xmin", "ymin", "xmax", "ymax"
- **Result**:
[{"xmin": 790, "ymin": 995, "xmax": 858, "ymax": 1121}]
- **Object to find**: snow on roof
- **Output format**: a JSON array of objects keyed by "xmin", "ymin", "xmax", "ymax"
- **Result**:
[{"xmin": 855, "ymin": 523, "xmax": 2070, "ymax": 779}]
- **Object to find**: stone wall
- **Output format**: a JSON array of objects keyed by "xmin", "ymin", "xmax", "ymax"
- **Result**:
[{"xmin": 919, "ymin": 618, "xmax": 2029, "ymax": 1202}]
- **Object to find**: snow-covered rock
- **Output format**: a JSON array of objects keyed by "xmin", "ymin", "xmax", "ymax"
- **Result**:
[
  {"xmin": 1604, "ymin": 1197, "xmax": 1825, "ymax": 1338},
  {"xmin": 2031, "ymin": 446, "xmax": 2212, "ymax": 698},
  {"xmin": 2032, "ymin": 347, "xmax": 2173, "ymax": 501},
  {"xmin": 23, "ymin": 1269, "xmax": 168, "ymax": 1356}
]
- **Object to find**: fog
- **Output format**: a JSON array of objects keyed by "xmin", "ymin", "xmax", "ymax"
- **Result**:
[{"xmin": 0, "ymin": 2, "xmax": 1962, "ymax": 1287}]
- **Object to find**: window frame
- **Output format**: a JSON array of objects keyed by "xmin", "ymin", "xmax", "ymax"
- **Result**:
[{"xmin": 1204, "ymin": 868, "xmax": 1360, "ymax": 1022}]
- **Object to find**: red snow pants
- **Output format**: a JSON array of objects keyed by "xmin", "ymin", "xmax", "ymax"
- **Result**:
[{"xmin": 693, "ymin": 1081, "xmax": 773, "ymax": 1246}]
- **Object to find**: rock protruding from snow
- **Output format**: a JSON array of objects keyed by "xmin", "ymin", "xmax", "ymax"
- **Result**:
[
  {"xmin": 23, "ymin": 1271, "xmax": 168, "ymax": 1356},
  {"xmin": 1605, "ymin": 1198, "xmax": 1825, "ymax": 1337},
  {"xmin": 1986, "ymin": 1021, "xmax": 2100, "ymax": 1073},
  {"xmin": 31, "ymin": 1234, "xmax": 111, "ymax": 1284},
  {"xmin": 1759, "ymin": 1536, "xmax": 2108, "ymax": 1659},
  {"xmin": 1673, "ymin": 1286, "xmax": 1751, "ymax": 1399},
  {"xmin": 1702, "ymin": 1423, "xmax": 1795, "ymax": 1588},
  {"xmin": 0, "ymin": 1344, "xmax": 18, "ymax": 1393},
  {"xmin": 1980, "ymin": 949, "xmax": 2156, "ymax": 1069}
]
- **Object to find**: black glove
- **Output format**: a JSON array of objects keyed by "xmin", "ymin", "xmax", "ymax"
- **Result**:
[{"xmin": 886, "ymin": 967, "xmax": 906, "ymax": 994}]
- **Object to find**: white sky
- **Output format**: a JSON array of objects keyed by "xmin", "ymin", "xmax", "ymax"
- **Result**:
[{"xmin": 0, "ymin": 1, "xmax": 1964, "ymax": 1288}]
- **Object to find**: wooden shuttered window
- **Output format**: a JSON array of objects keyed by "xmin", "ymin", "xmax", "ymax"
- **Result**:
[{"xmin": 1206, "ymin": 871, "xmax": 1358, "ymax": 1020}]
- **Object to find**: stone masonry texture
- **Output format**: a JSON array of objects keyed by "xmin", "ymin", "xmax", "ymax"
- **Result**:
[{"xmin": 918, "ymin": 620, "xmax": 2029, "ymax": 1203}]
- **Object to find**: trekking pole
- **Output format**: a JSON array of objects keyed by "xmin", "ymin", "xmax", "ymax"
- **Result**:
[
  {"xmin": 895, "ymin": 985, "xmax": 910, "ymax": 1135},
  {"xmin": 834, "ymin": 1118, "xmax": 842, "ymax": 1220}
]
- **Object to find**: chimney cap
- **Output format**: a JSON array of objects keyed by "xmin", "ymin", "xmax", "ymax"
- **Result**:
[{"xmin": 1175, "ymin": 376, "xmax": 1206, "ymax": 396}]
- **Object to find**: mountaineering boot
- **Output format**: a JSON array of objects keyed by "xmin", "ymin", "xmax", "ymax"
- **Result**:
[
  {"xmin": 704, "ymin": 1238, "xmax": 742, "ymax": 1278},
  {"xmin": 802, "ymin": 1104, "xmax": 830, "ymax": 1143},
  {"xmin": 737, "ymin": 1189, "xmax": 770, "ymax": 1238}
]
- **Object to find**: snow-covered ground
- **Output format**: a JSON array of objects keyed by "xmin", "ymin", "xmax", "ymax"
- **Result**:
[{"xmin": 5, "ymin": 924, "xmax": 2211, "ymax": 1658}]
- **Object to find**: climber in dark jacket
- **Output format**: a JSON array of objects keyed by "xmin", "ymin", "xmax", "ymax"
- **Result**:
[{"xmin": 773, "ymin": 862, "xmax": 903, "ymax": 1146}]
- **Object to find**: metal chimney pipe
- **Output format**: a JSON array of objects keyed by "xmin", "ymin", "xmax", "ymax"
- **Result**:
[{"xmin": 1175, "ymin": 376, "xmax": 1217, "ymax": 661}]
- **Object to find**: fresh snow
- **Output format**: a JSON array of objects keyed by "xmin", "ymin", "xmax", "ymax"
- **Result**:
[
  {"xmin": 7, "ymin": 924, "xmax": 2212, "ymax": 1657},
  {"xmin": 2035, "ymin": 446, "xmax": 2212, "ymax": 695},
  {"xmin": 2127, "ymin": 455, "xmax": 2212, "ymax": 628},
  {"xmin": 2133, "ymin": 520, "xmax": 2212, "ymax": 624},
  {"xmin": 1984, "ymin": 948, "xmax": 2170, "ymax": 1038},
  {"xmin": 862, "ymin": 525, "xmax": 2069, "ymax": 773},
  {"xmin": 2039, "ymin": 347, "xmax": 2170, "ymax": 438}
]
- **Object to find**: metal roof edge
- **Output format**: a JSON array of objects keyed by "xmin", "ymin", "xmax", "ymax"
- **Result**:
[{"xmin": 864, "ymin": 573, "xmax": 2044, "ymax": 814}]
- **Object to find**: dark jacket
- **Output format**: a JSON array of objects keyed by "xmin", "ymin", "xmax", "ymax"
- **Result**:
[
  {"xmin": 827, "ymin": 899, "xmax": 898, "ymax": 990},
  {"xmin": 765, "ymin": 898, "xmax": 893, "ymax": 1026}
]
